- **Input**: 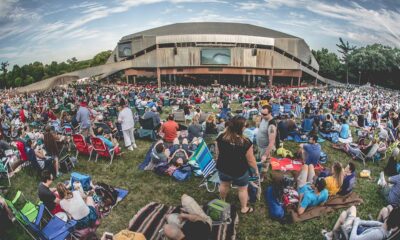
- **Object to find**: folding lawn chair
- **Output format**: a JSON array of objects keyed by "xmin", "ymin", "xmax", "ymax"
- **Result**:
[
  {"xmin": 90, "ymin": 136, "xmax": 119, "ymax": 165},
  {"xmin": 5, "ymin": 191, "xmax": 39, "ymax": 232},
  {"xmin": 0, "ymin": 159, "xmax": 11, "ymax": 188},
  {"xmin": 72, "ymin": 134, "xmax": 93, "ymax": 161},
  {"xmin": 271, "ymin": 104, "xmax": 280, "ymax": 117},
  {"xmin": 21, "ymin": 203, "xmax": 77, "ymax": 240},
  {"xmin": 283, "ymin": 103, "xmax": 292, "ymax": 116},
  {"xmin": 189, "ymin": 140, "xmax": 219, "ymax": 192}
]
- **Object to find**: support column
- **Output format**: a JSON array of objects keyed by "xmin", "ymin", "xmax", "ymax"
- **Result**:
[
  {"xmin": 126, "ymin": 74, "xmax": 129, "ymax": 84},
  {"xmin": 157, "ymin": 68, "xmax": 161, "ymax": 88},
  {"xmin": 291, "ymin": 77, "xmax": 293, "ymax": 87},
  {"xmin": 133, "ymin": 75, "xmax": 136, "ymax": 85},
  {"xmin": 298, "ymin": 76, "xmax": 301, "ymax": 86},
  {"xmin": 269, "ymin": 70, "xmax": 273, "ymax": 87}
]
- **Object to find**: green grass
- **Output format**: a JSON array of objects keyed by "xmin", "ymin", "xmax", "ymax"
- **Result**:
[{"xmin": 1, "ymin": 104, "xmax": 388, "ymax": 240}]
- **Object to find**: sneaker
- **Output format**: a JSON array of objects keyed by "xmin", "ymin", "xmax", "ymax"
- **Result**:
[
  {"xmin": 132, "ymin": 143, "xmax": 138, "ymax": 149},
  {"xmin": 128, "ymin": 146, "xmax": 134, "ymax": 151}
]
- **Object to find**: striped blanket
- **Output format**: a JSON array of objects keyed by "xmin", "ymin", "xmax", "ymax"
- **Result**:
[{"xmin": 128, "ymin": 202, "xmax": 238, "ymax": 240}]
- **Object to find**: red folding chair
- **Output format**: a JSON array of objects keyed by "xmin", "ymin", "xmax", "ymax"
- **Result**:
[
  {"xmin": 72, "ymin": 134, "xmax": 93, "ymax": 161},
  {"xmin": 90, "ymin": 137, "xmax": 119, "ymax": 165}
]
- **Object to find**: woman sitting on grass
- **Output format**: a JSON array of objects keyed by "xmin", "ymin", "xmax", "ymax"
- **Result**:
[
  {"xmin": 324, "ymin": 162, "xmax": 345, "ymax": 196},
  {"xmin": 56, "ymin": 183, "xmax": 98, "ymax": 230}
]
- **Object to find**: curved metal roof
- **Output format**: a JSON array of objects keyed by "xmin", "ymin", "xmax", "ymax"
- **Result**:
[{"xmin": 120, "ymin": 22, "xmax": 298, "ymax": 41}]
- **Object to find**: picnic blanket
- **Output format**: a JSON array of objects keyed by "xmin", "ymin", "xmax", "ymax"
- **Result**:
[
  {"xmin": 290, "ymin": 192, "xmax": 363, "ymax": 222},
  {"xmin": 138, "ymin": 142, "xmax": 157, "ymax": 170},
  {"xmin": 270, "ymin": 157, "xmax": 324, "ymax": 171},
  {"xmin": 128, "ymin": 202, "xmax": 239, "ymax": 240}
]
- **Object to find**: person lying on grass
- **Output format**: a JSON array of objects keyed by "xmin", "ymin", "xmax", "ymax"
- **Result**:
[
  {"xmin": 322, "ymin": 205, "xmax": 400, "ymax": 240},
  {"xmin": 296, "ymin": 164, "xmax": 329, "ymax": 215}
]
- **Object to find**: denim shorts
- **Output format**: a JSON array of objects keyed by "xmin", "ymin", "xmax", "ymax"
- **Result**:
[{"xmin": 218, "ymin": 171, "xmax": 249, "ymax": 187}]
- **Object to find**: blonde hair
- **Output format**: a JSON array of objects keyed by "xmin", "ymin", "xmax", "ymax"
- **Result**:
[
  {"xmin": 56, "ymin": 182, "xmax": 73, "ymax": 200},
  {"xmin": 332, "ymin": 162, "xmax": 344, "ymax": 188}
]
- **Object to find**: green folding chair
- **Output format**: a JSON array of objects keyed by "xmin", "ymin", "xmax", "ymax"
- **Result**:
[
  {"xmin": 5, "ymin": 191, "xmax": 39, "ymax": 225},
  {"xmin": 0, "ymin": 160, "xmax": 11, "ymax": 188}
]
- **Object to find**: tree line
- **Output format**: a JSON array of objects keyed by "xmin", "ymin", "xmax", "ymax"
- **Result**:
[
  {"xmin": 0, "ymin": 50, "xmax": 112, "ymax": 88},
  {"xmin": 312, "ymin": 38, "xmax": 400, "ymax": 89}
]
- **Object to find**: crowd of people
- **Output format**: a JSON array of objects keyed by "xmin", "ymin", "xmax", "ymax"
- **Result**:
[{"xmin": 0, "ymin": 81, "xmax": 400, "ymax": 239}]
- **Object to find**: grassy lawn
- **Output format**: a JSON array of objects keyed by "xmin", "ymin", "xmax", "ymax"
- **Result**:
[{"xmin": 1, "ymin": 103, "xmax": 388, "ymax": 240}]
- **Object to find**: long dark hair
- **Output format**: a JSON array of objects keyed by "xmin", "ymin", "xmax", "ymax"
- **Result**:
[
  {"xmin": 222, "ymin": 115, "xmax": 247, "ymax": 146},
  {"xmin": 43, "ymin": 126, "xmax": 59, "ymax": 156}
]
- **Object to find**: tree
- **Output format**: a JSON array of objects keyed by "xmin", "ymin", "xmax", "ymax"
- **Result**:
[
  {"xmin": 336, "ymin": 38, "xmax": 356, "ymax": 84},
  {"xmin": 312, "ymin": 48, "xmax": 342, "ymax": 80},
  {"xmin": 0, "ymin": 61, "xmax": 9, "ymax": 88},
  {"xmin": 24, "ymin": 75, "xmax": 34, "ymax": 86},
  {"xmin": 90, "ymin": 50, "xmax": 112, "ymax": 67},
  {"xmin": 14, "ymin": 77, "xmax": 22, "ymax": 87}
]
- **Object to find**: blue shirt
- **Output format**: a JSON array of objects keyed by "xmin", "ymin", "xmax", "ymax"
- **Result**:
[
  {"xmin": 97, "ymin": 136, "xmax": 113, "ymax": 149},
  {"xmin": 338, "ymin": 172, "xmax": 356, "ymax": 196},
  {"xmin": 340, "ymin": 124, "xmax": 350, "ymax": 139},
  {"xmin": 265, "ymin": 186, "xmax": 285, "ymax": 219},
  {"xmin": 388, "ymin": 174, "xmax": 400, "ymax": 207},
  {"xmin": 300, "ymin": 188, "xmax": 328, "ymax": 209},
  {"xmin": 303, "ymin": 143, "xmax": 321, "ymax": 165}
]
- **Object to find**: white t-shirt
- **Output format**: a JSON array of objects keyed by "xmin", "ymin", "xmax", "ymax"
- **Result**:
[
  {"xmin": 118, "ymin": 107, "xmax": 135, "ymax": 130},
  {"xmin": 60, "ymin": 191, "xmax": 89, "ymax": 220}
]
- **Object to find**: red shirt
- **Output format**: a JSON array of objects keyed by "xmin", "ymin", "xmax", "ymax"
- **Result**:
[{"xmin": 161, "ymin": 120, "xmax": 179, "ymax": 142}]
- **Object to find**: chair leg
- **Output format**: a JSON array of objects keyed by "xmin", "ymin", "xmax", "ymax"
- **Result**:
[
  {"xmin": 110, "ymin": 152, "xmax": 114, "ymax": 165},
  {"xmin": 95, "ymin": 153, "xmax": 99, "ymax": 163},
  {"xmin": 88, "ymin": 150, "xmax": 93, "ymax": 162}
]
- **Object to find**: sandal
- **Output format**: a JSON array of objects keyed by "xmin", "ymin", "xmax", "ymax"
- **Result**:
[{"xmin": 241, "ymin": 207, "xmax": 254, "ymax": 214}]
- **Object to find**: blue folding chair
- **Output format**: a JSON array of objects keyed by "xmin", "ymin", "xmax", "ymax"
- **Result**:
[
  {"xmin": 283, "ymin": 103, "xmax": 292, "ymax": 115},
  {"xmin": 189, "ymin": 140, "xmax": 219, "ymax": 192},
  {"xmin": 272, "ymin": 104, "xmax": 280, "ymax": 117},
  {"xmin": 21, "ymin": 204, "xmax": 77, "ymax": 240},
  {"xmin": 301, "ymin": 118, "xmax": 314, "ymax": 133}
]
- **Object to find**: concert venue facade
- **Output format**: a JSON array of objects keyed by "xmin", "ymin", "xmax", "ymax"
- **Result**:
[{"xmin": 108, "ymin": 22, "xmax": 324, "ymax": 87}]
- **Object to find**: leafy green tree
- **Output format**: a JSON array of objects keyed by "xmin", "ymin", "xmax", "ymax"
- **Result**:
[
  {"xmin": 336, "ymin": 38, "xmax": 356, "ymax": 84},
  {"xmin": 312, "ymin": 48, "xmax": 342, "ymax": 80},
  {"xmin": 24, "ymin": 75, "xmax": 34, "ymax": 85},
  {"xmin": 90, "ymin": 50, "xmax": 112, "ymax": 67},
  {"xmin": 0, "ymin": 61, "xmax": 9, "ymax": 88},
  {"xmin": 14, "ymin": 77, "xmax": 22, "ymax": 87}
]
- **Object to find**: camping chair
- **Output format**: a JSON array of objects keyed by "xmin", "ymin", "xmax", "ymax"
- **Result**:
[
  {"xmin": 0, "ymin": 159, "xmax": 11, "ymax": 188},
  {"xmin": 72, "ymin": 134, "xmax": 93, "ymax": 161},
  {"xmin": 128, "ymin": 99, "xmax": 136, "ymax": 108},
  {"xmin": 5, "ymin": 191, "xmax": 39, "ymax": 226},
  {"xmin": 283, "ymin": 103, "xmax": 292, "ymax": 116},
  {"xmin": 301, "ymin": 118, "xmax": 314, "ymax": 133},
  {"xmin": 137, "ymin": 118, "xmax": 157, "ymax": 140},
  {"xmin": 22, "ymin": 203, "xmax": 77, "ymax": 240},
  {"xmin": 135, "ymin": 106, "xmax": 145, "ymax": 117},
  {"xmin": 108, "ymin": 107, "xmax": 118, "ymax": 119},
  {"xmin": 271, "ymin": 104, "xmax": 280, "ymax": 117},
  {"xmin": 189, "ymin": 140, "xmax": 219, "ymax": 192},
  {"xmin": 172, "ymin": 110, "xmax": 186, "ymax": 122},
  {"xmin": 90, "ymin": 136, "xmax": 118, "ymax": 165}
]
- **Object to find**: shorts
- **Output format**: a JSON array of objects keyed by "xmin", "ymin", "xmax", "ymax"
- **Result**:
[{"xmin": 218, "ymin": 171, "xmax": 249, "ymax": 187}]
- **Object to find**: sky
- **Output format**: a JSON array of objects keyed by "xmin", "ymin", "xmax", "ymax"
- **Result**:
[{"xmin": 0, "ymin": 0, "xmax": 399, "ymax": 66}]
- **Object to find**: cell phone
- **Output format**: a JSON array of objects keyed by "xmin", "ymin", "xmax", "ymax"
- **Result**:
[{"xmin": 104, "ymin": 232, "xmax": 113, "ymax": 240}]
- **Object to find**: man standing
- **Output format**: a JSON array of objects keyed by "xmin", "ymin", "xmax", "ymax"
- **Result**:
[
  {"xmin": 258, "ymin": 105, "xmax": 277, "ymax": 177},
  {"xmin": 118, "ymin": 99, "xmax": 137, "ymax": 151},
  {"xmin": 76, "ymin": 101, "xmax": 91, "ymax": 137}
]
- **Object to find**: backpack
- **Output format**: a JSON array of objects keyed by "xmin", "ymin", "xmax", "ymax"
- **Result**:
[
  {"xmin": 206, "ymin": 199, "xmax": 231, "ymax": 224},
  {"xmin": 70, "ymin": 172, "xmax": 91, "ymax": 191},
  {"xmin": 95, "ymin": 182, "xmax": 119, "ymax": 207}
]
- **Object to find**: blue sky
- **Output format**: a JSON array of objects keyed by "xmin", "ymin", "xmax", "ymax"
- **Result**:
[{"xmin": 0, "ymin": 0, "xmax": 399, "ymax": 66}]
